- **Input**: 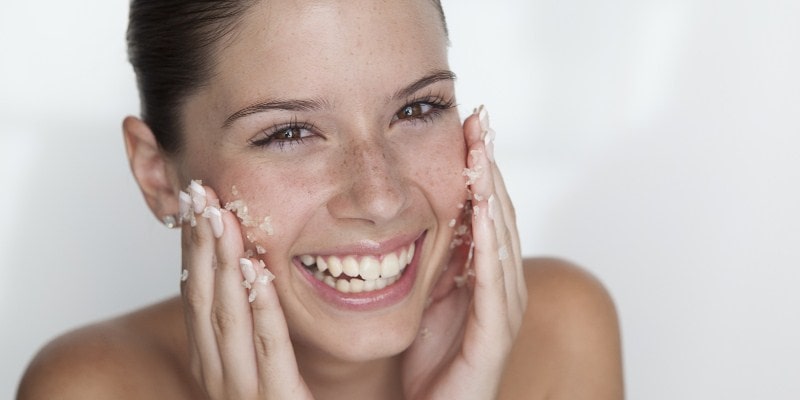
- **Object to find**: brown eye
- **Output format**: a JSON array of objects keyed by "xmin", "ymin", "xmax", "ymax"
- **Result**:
[
  {"xmin": 396, "ymin": 103, "xmax": 433, "ymax": 120},
  {"xmin": 276, "ymin": 127, "xmax": 304, "ymax": 140}
]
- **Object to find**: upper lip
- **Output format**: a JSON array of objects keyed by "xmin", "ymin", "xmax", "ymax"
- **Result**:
[{"xmin": 294, "ymin": 231, "xmax": 423, "ymax": 258}]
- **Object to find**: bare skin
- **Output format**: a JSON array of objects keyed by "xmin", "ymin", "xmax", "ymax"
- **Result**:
[
  {"xmin": 18, "ymin": 1, "xmax": 623, "ymax": 398},
  {"xmin": 17, "ymin": 259, "xmax": 623, "ymax": 400}
]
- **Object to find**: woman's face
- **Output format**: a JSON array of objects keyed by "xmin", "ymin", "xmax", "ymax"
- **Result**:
[{"xmin": 175, "ymin": 0, "xmax": 467, "ymax": 362}]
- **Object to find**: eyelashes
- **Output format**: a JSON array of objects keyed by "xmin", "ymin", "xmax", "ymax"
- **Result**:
[
  {"xmin": 393, "ymin": 93, "xmax": 456, "ymax": 125},
  {"xmin": 247, "ymin": 117, "xmax": 317, "ymax": 151},
  {"xmin": 248, "ymin": 93, "xmax": 456, "ymax": 151}
]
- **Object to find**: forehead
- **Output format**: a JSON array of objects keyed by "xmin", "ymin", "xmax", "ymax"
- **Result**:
[{"xmin": 206, "ymin": 0, "xmax": 449, "ymax": 112}]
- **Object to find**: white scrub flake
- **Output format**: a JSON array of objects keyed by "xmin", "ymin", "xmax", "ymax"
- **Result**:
[
  {"xmin": 462, "ymin": 165, "xmax": 484, "ymax": 185},
  {"xmin": 498, "ymin": 245, "xmax": 509, "ymax": 261}
]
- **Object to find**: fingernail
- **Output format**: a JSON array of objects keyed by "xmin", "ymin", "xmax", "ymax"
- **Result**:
[
  {"xmin": 189, "ymin": 180, "xmax": 206, "ymax": 213},
  {"xmin": 202, "ymin": 206, "xmax": 224, "ymax": 238},
  {"xmin": 484, "ymin": 128, "xmax": 496, "ymax": 163},
  {"xmin": 488, "ymin": 194, "xmax": 497, "ymax": 220},
  {"xmin": 179, "ymin": 191, "xmax": 192, "ymax": 222},
  {"xmin": 476, "ymin": 104, "xmax": 490, "ymax": 133},
  {"xmin": 240, "ymin": 258, "xmax": 256, "ymax": 283}
]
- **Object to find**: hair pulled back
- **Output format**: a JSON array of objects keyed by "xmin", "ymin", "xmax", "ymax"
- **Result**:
[{"xmin": 127, "ymin": 0, "xmax": 256, "ymax": 153}]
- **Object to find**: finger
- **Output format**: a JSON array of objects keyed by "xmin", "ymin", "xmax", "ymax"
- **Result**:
[
  {"xmin": 464, "ymin": 117, "xmax": 509, "ymax": 334},
  {"xmin": 180, "ymin": 181, "xmax": 223, "ymax": 389},
  {"xmin": 478, "ymin": 109, "xmax": 527, "ymax": 311},
  {"xmin": 490, "ymin": 162, "xmax": 527, "ymax": 308},
  {"xmin": 249, "ymin": 264, "xmax": 311, "ymax": 398},
  {"xmin": 204, "ymin": 186, "xmax": 258, "ymax": 397},
  {"xmin": 465, "ymin": 109, "xmax": 524, "ymax": 326}
]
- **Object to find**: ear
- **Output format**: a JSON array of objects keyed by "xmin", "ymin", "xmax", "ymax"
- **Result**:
[{"xmin": 122, "ymin": 116, "xmax": 181, "ymax": 221}]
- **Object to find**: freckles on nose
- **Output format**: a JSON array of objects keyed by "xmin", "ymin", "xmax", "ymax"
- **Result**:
[{"xmin": 326, "ymin": 140, "xmax": 409, "ymax": 222}]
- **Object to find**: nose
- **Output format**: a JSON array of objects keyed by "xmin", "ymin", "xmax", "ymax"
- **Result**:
[{"xmin": 326, "ymin": 136, "xmax": 409, "ymax": 225}]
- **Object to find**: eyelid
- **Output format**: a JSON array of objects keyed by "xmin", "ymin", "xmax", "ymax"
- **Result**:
[
  {"xmin": 392, "ymin": 93, "xmax": 456, "ymax": 124},
  {"xmin": 248, "ymin": 118, "xmax": 319, "ymax": 150}
]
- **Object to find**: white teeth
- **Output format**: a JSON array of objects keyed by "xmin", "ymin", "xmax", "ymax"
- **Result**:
[
  {"xmin": 342, "ymin": 256, "xmax": 360, "ymax": 278},
  {"xmin": 304, "ymin": 240, "xmax": 417, "ymax": 294},
  {"xmin": 336, "ymin": 279, "xmax": 350, "ymax": 293},
  {"xmin": 316, "ymin": 256, "xmax": 328, "ymax": 272},
  {"xmin": 399, "ymin": 248, "xmax": 409, "ymax": 267},
  {"xmin": 301, "ymin": 255, "xmax": 315, "ymax": 266},
  {"xmin": 349, "ymin": 278, "xmax": 364, "ymax": 293},
  {"xmin": 375, "ymin": 278, "xmax": 387, "ymax": 290},
  {"xmin": 327, "ymin": 256, "xmax": 343, "ymax": 277},
  {"xmin": 380, "ymin": 252, "xmax": 400, "ymax": 279},
  {"xmin": 359, "ymin": 256, "xmax": 381, "ymax": 281}
]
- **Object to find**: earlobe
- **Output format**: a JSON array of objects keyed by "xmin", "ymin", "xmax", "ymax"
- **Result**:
[{"xmin": 122, "ymin": 116, "xmax": 180, "ymax": 221}]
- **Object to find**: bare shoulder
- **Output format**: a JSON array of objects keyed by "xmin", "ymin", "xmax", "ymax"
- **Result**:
[
  {"xmin": 499, "ymin": 258, "xmax": 624, "ymax": 400},
  {"xmin": 17, "ymin": 297, "xmax": 198, "ymax": 400}
]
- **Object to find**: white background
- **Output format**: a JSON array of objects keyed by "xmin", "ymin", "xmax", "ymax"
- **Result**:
[{"xmin": 2, "ymin": 0, "xmax": 799, "ymax": 398}]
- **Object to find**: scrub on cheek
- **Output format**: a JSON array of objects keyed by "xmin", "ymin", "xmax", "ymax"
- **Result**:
[
  {"xmin": 462, "ymin": 160, "xmax": 484, "ymax": 186},
  {"xmin": 223, "ymin": 185, "xmax": 275, "ymax": 255}
]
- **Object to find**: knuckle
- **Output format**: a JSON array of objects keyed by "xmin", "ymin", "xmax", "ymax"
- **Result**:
[
  {"xmin": 183, "ymin": 288, "xmax": 209, "ymax": 317},
  {"xmin": 210, "ymin": 306, "xmax": 239, "ymax": 335},
  {"xmin": 253, "ymin": 333, "xmax": 280, "ymax": 361}
]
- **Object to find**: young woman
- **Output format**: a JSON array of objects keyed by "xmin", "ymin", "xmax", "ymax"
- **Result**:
[{"xmin": 18, "ymin": 1, "xmax": 623, "ymax": 398}]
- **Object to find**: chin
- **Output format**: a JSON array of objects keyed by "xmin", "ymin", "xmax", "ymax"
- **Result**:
[{"xmin": 290, "ymin": 304, "xmax": 424, "ymax": 364}]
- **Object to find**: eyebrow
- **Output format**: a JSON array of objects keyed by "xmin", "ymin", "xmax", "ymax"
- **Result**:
[
  {"xmin": 221, "ymin": 69, "xmax": 457, "ymax": 128},
  {"xmin": 391, "ymin": 69, "xmax": 457, "ymax": 101},
  {"xmin": 222, "ymin": 98, "xmax": 329, "ymax": 128}
]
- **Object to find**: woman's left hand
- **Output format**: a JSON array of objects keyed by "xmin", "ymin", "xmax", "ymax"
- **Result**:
[{"xmin": 401, "ymin": 106, "xmax": 528, "ymax": 399}]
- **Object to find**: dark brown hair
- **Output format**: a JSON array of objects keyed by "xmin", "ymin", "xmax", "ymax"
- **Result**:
[{"xmin": 127, "ymin": 0, "xmax": 448, "ymax": 154}]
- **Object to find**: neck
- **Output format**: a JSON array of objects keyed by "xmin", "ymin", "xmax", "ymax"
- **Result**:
[{"xmin": 294, "ymin": 341, "xmax": 404, "ymax": 400}]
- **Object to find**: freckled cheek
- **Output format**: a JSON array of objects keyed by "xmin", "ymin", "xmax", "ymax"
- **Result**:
[
  {"xmin": 404, "ymin": 126, "xmax": 469, "ymax": 210},
  {"xmin": 206, "ymin": 166, "xmax": 322, "ymax": 258}
]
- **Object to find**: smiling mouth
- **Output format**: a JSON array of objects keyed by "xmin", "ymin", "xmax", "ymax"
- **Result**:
[{"xmin": 296, "ymin": 241, "xmax": 416, "ymax": 294}]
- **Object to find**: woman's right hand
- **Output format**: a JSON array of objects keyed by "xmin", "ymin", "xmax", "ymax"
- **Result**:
[{"xmin": 179, "ymin": 182, "xmax": 314, "ymax": 399}]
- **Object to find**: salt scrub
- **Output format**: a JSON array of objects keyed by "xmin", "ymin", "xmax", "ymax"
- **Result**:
[
  {"xmin": 224, "ymin": 197, "xmax": 275, "ymax": 236},
  {"xmin": 448, "ymin": 219, "xmax": 456, "ymax": 228},
  {"xmin": 181, "ymin": 269, "xmax": 189, "ymax": 282},
  {"xmin": 231, "ymin": 185, "xmax": 239, "ymax": 196},
  {"xmin": 256, "ymin": 245, "xmax": 267, "ymax": 255},
  {"xmin": 449, "ymin": 205, "xmax": 473, "ymax": 249},
  {"xmin": 498, "ymin": 245, "xmax": 509, "ymax": 261},
  {"xmin": 469, "ymin": 149, "xmax": 483, "ymax": 163},
  {"xmin": 259, "ymin": 216, "xmax": 274, "ymax": 236},
  {"xmin": 258, "ymin": 268, "xmax": 276, "ymax": 284},
  {"xmin": 487, "ymin": 194, "xmax": 497, "ymax": 221},
  {"xmin": 462, "ymin": 165, "xmax": 484, "ymax": 186},
  {"xmin": 224, "ymin": 199, "xmax": 255, "ymax": 227},
  {"xmin": 248, "ymin": 289, "xmax": 258, "ymax": 303}
]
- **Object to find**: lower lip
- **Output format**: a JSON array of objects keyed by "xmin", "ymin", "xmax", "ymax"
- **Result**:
[{"xmin": 295, "ymin": 232, "xmax": 425, "ymax": 312}]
